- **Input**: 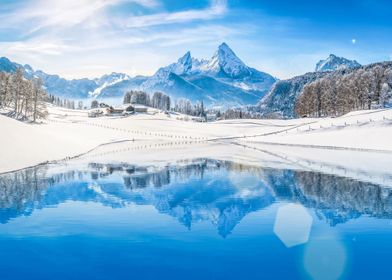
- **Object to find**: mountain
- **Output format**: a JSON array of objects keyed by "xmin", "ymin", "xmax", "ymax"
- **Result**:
[
  {"xmin": 258, "ymin": 54, "xmax": 362, "ymax": 118},
  {"xmin": 0, "ymin": 57, "xmax": 20, "ymax": 73},
  {"xmin": 91, "ymin": 72, "xmax": 131, "ymax": 98},
  {"xmin": 96, "ymin": 76, "xmax": 148, "ymax": 98},
  {"xmin": 0, "ymin": 56, "xmax": 151, "ymax": 100},
  {"xmin": 258, "ymin": 72, "xmax": 328, "ymax": 118},
  {"xmin": 0, "ymin": 43, "xmax": 276, "ymax": 107},
  {"xmin": 315, "ymin": 54, "xmax": 361, "ymax": 72},
  {"xmin": 139, "ymin": 43, "xmax": 276, "ymax": 107},
  {"xmin": 0, "ymin": 57, "xmax": 101, "ymax": 99}
]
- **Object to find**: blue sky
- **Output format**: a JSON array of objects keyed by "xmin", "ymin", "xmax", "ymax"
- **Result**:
[{"xmin": 0, "ymin": 0, "xmax": 391, "ymax": 79}]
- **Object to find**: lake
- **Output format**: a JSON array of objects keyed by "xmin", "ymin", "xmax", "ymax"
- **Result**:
[{"xmin": 1, "ymin": 143, "xmax": 392, "ymax": 280}]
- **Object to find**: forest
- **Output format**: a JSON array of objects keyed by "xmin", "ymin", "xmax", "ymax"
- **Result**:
[
  {"xmin": 295, "ymin": 63, "xmax": 392, "ymax": 117},
  {"xmin": 0, "ymin": 68, "xmax": 48, "ymax": 121}
]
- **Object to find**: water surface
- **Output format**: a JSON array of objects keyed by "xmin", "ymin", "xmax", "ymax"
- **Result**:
[{"xmin": 1, "ymin": 156, "xmax": 392, "ymax": 280}]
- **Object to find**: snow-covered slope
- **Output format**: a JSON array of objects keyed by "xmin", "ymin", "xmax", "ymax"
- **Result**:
[
  {"xmin": 315, "ymin": 54, "xmax": 361, "ymax": 72},
  {"xmin": 258, "ymin": 72, "xmax": 327, "ymax": 118},
  {"xmin": 90, "ymin": 72, "xmax": 131, "ymax": 98},
  {"xmin": 259, "ymin": 60, "xmax": 392, "ymax": 119}
]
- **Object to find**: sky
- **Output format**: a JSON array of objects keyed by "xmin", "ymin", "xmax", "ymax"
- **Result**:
[{"xmin": 0, "ymin": 0, "xmax": 392, "ymax": 79}]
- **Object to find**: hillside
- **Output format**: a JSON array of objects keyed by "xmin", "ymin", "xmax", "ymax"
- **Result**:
[
  {"xmin": 259, "ymin": 59, "xmax": 392, "ymax": 118},
  {"xmin": 1, "ymin": 104, "xmax": 392, "ymax": 174}
]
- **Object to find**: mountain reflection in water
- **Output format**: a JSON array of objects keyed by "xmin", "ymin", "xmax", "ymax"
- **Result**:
[{"xmin": 1, "ymin": 158, "xmax": 392, "ymax": 237}]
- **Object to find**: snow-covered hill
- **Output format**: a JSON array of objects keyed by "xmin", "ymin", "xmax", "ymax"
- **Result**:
[
  {"xmin": 258, "ymin": 72, "xmax": 328, "ymax": 118},
  {"xmin": 258, "ymin": 55, "xmax": 367, "ymax": 118},
  {"xmin": 315, "ymin": 54, "xmax": 361, "ymax": 72}
]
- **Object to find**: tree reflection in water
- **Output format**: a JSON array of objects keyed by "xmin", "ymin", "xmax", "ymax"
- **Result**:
[{"xmin": 1, "ymin": 159, "xmax": 392, "ymax": 236}]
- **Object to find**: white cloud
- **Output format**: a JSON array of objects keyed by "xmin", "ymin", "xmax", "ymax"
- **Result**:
[
  {"xmin": 0, "ymin": 0, "xmax": 232, "ymax": 78},
  {"xmin": 2, "ymin": 0, "xmax": 160, "ymax": 32},
  {"xmin": 0, "ymin": 40, "xmax": 74, "ymax": 56},
  {"xmin": 122, "ymin": 0, "xmax": 227, "ymax": 28}
]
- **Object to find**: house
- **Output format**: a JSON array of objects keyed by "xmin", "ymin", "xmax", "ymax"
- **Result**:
[
  {"xmin": 106, "ymin": 107, "xmax": 124, "ymax": 115},
  {"xmin": 206, "ymin": 113, "xmax": 217, "ymax": 122},
  {"xmin": 123, "ymin": 105, "xmax": 135, "ymax": 115},
  {"xmin": 88, "ymin": 109, "xmax": 104, "ymax": 118},
  {"xmin": 134, "ymin": 105, "xmax": 148, "ymax": 113}
]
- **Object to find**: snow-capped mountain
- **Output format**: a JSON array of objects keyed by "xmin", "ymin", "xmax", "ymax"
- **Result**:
[
  {"xmin": 0, "ymin": 57, "xmax": 99, "ymax": 98},
  {"xmin": 0, "ymin": 57, "xmax": 144, "ymax": 99},
  {"xmin": 198, "ymin": 42, "xmax": 253, "ymax": 78},
  {"xmin": 0, "ymin": 44, "xmax": 276, "ymax": 107},
  {"xmin": 140, "ymin": 43, "xmax": 276, "ymax": 107},
  {"xmin": 0, "ymin": 57, "xmax": 20, "ymax": 73},
  {"xmin": 258, "ymin": 56, "xmax": 379, "ymax": 118},
  {"xmin": 315, "ymin": 54, "xmax": 361, "ymax": 72},
  {"xmin": 90, "ymin": 72, "xmax": 131, "ymax": 98}
]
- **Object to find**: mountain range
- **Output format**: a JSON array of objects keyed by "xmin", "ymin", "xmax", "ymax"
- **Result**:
[
  {"xmin": 0, "ymin": 49, "xmax": 364, "ymax": 113},
  {"xmin": 0, "ymin": 43, "xmax": 276, "ymax": 107}
]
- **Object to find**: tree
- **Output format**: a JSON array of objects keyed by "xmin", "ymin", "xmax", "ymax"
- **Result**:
[
  {"xmin": 32, "ymin": 78, "xmax": 48, "ymax": 122},
  {"xmin": 124, "ymin": 90, "xmax": 150, "ymax": 106},
  {"xmin": 0, "ymin": 69, "xmax": 48, "ymax": 121},
  {"xmin": 78, "ymin": 101, "xmax": 83, "ymax": 110},
  {"xmin": 380, "ymin": 83, "xmax": 392, "ymax": 107},
  {"xmin": 13, "ymin": 67, "xmax": 25, "ymax": 117},
  {"xmin": 295, "ymin": 63, "xmax": 392, "ymax": 117},
  {"xmin": 91, "ymin": 100, "xmax": 99, "ymax": 109},
  {"xmin": 151, "ymin": 92, "xmax": 171, "ymax": 111}
]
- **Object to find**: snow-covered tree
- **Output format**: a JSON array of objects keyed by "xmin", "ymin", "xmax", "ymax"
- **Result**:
[
  {"xmin": 91, "ymin": 100, "xmax": 99, "ymax": 109},
  {"xmin": 0, "ymin": 68, "xmax": 48, "ymax": 121}
]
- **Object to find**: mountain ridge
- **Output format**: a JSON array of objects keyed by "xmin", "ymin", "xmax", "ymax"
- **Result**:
[
  {"xmin": 139, "ymin": 42, "xmax": 276, "ymax": 107},
  {"xmin": 315, "ymin": 54, "xmax": 361, "ymax": 72}
]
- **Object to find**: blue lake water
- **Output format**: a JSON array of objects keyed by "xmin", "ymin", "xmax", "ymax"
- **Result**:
[{"xmin": 1, "ymin": 158, "xmax": 392, "ymax": 279}]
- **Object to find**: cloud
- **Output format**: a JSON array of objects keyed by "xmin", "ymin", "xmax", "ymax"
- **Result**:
[
  {"xmin": 0, "ymin": 39, "xmax": 74, "ymax": 56},
  {"xmin": 1, "ymin": 0, "xmax": 160, "ymax": 33},
  {"xmin": 0, "ymin": 0, "xmax": 232, "ymax": 78},
  {"xmin": 122, "ymin": 0, "xmax": 228, "ymax": 28}
]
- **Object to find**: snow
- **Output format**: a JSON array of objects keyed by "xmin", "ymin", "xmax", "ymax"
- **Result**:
[
  {"xmin": 140, "ymin": 42, "xmax": 275, "ymax": 101},
  {"xmin": 315, "ymin": 54, "xmax": 361, "ymax": 72},
  {"xmin": 90, "ymin": 74, "xmax": 130, "ymax": 98},
  {"xmin": 243, "ymin": 109, "xmax": 392, "ymax": 152},
  {"xmin": 203, "ymin": 42, "xmax": 250, "ymax": 77},
  {"xmin": 1, "ymin": 105, "xmax": 392, "ymax": 175}
]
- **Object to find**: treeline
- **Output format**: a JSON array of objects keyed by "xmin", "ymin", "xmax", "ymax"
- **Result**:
[
  {"xmin": 122, "ymin": 90, "xmax": 266, "ymax": 120},
  {"xmin": 123, "ymin": 90, "xmax": 171, "ymax": 111},
  {"xmin": 0, "ymin": 68, "xmax": 48, "ymax": 121},
  {"xmin": 296, "ymin": 63, "xmax": 392, "ymax": 117},
  {"xmin": 218, "ymin": 108, "xmax": 264, "ymax": 120},
  {"xmin": 123, "ymin": 91, "xmax": 207, "ymax": 118},
  {"xmin": 47, "ymin": 94, "xmax": 84, "ymax": 110},
  {"xmin": 173, "ymin": 98, "xmax": 206, "ymax": 118}
]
